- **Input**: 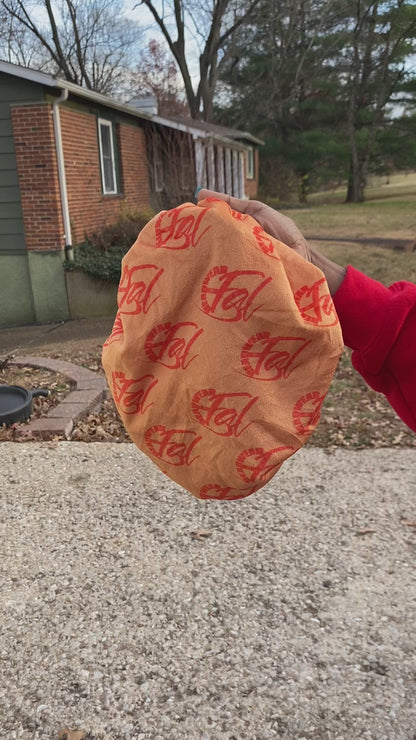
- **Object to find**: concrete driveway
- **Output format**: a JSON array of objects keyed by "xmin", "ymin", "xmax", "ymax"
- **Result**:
[{"xmin": 1, "ymin": 442, "xmax": 415, "ymax": 739}]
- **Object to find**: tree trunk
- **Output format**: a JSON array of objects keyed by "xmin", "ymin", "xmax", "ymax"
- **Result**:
[
  {"xmin": 298, "ymin": 173, "xmax": 309, "ymax": 204},
  {"xmin": 346, "ymin": 156, "xmax": 365, "ymax": 203}
]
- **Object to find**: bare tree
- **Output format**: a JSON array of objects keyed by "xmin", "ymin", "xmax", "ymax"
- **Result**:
[
  {"xmin": 136, "ymin": 0, "xmax": 263, "ymax": 120},
  {"xmin": 0, "ymin": 6, "xmax": 51, "ymax": 68},
  {"xmin": 0, "ymin": 0, "xmax": 144, "ymax": 94},
  {"xmin": 129, "ymin": 39, "xmax": 189, "ymax": 117}
]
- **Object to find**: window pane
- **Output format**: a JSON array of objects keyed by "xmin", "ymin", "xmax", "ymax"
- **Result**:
[
  {"xmin": 100, "ymin": 124, "xmax": 112, "ymax": 157},
  {"xmin": 103, "ymin": 156, "xmax": 115, "ymax": 192},
  {"xmin": 98, "ymin": 119, "xmax": 117, "ymax": 194},
  {"xmin": 247, "ymin": 147, "xmax": 254, "ymax": 179}
]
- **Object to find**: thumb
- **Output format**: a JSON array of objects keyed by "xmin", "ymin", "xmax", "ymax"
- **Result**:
[{"xmin": 196, "ymin": 189, "xmax": 251, "ymax": 214}]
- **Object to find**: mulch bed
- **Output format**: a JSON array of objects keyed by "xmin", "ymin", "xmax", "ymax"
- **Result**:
[{"xmin": 1, "ymin": 349, "xmax": 415, "ymax": 448}]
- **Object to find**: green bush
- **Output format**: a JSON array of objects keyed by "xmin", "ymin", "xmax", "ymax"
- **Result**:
[
  {"xmin": 65, "ymin": 242, "xmax": 127, "ymax": 283},
  {"xmin": 87, "ymin": 208, "xmax": 153, "ymax": 250},
  {"xmin": 65, "ymin": 209, "xmax": 154, "ymax": 283}
]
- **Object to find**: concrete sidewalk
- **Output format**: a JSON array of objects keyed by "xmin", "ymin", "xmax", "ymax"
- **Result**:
[
  {"xmin": 1, "ymin": 443, "xmax": 415, "ymax": 739},
  {"xmin": 0, "ymin": 317, "xmax": 114, "ymax": 357}
]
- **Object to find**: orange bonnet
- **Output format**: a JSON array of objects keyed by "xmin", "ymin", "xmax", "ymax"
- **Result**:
[{"xmin": 102, "ymin": 198, "xmax": 343, "ymax": 500}]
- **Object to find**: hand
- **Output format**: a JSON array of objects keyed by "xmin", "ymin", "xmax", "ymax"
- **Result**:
[
  {"xmin": 196, "ymin": 188, "xmax": 312, "ymax": 261},
  {"xmin": 196, "ymin": 189, "xmax": 346, "ymax": 295}
]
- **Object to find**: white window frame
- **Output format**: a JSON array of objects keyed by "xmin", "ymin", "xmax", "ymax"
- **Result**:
[
  {"xmin": 154, "ymin": 135, "xmax": 164, "ymax": 192},
  {"xmin": 98, "ymin": 118, "xmax": 117, "ymax": 195},
  {"xmin": 246, "ymin": 146, "xmax": 255, "ymax": 180}
]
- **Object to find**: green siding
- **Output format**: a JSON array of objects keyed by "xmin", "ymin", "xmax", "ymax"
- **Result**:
[
  {"xmin": 0, "ymin": 170, "xmax": 18, "ymax": 187},
  {"xmin": 0, "ymin": 202, "xmax": 24, "ymax": 219},
  {"xmin": 0, "ymin": 135, "xmax": 14, "ymax": 153},
  {"xmin": 0, "ymin": 233, "xmax": 24, "ymax": 250},
  {"xmin": 0, "ymin": 153, "xmax": 17, "ymax": 169},
  {"xmin": 0, "ymin": 73, "xmax": 46, "ymax": 256},
  {"xmin": 0, "ymin": 185, "xmax": 20, "ymax": 202},
  {"xmin": 0, "ymin": 217, "xmax": 24, "ymax": 233}
]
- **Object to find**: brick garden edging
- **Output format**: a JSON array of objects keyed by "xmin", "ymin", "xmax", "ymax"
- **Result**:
[{"xmin": 10, "ymin": 355, "xmax": 109, "ymax": 438}]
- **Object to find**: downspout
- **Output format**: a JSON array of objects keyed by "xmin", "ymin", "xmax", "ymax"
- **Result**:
[{"xmin": 52, "ymin": 88, "xmax": 73, "ymax": 261}]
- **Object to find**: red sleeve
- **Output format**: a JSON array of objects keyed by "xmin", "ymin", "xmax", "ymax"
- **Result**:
[{"xmin": 333, "ymin": 265, "xmax": 416, "ymax": 432}]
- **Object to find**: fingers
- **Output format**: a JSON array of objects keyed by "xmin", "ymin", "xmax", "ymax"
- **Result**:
[
  {"xmin": 196, "ymin": 189, "xmax": 251, "ymax": 214},
  {"xmin": 196, "ymin": 188, "xmax": 311, "ymax": 262}
]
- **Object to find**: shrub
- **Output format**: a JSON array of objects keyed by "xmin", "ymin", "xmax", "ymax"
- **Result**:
[
  {"xmin": 87, "ymin": 207, "xmax": 154, "ymax": 250},
  {"xmin": 65, "ymin": 209, "xmax": 154, "ymax": 283},
  {"xmin": 65, "ymin": 242, "xmax": 126, "ymax": 283}
]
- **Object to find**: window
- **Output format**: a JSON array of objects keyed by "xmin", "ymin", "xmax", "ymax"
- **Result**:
[
  {"xmin": 98, "ymin": 118, "xmax": 117, "ymax": 194},
  {"xmin": 246, "ymin": 147, "xmax": 255, "ymax": 180},
  {"xmin": 154, "ymin": 135, "xmax": 164, "ymax": 192}
]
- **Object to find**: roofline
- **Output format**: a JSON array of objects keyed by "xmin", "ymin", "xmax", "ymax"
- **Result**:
[
  {"xmin": 0, "ymin": 60, "xmax": 263, "ymax": 147},
  {"xmin": 150, "ymin": 114, "xmax": 249, "ymax": 149},
  {"xmin": 224, "ymin": 131, "xmax": 264, "ymax": 146}
]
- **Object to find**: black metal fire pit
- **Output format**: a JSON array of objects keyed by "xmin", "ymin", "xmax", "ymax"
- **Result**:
[{"xmin": 0, "ymin": 385, "xmax": 49, "ymax": 427}]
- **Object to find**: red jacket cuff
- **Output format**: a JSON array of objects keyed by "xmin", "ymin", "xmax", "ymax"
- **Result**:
[{"xmin": 333, "ymin": 266, "xmax": 392, "ymax": 352}]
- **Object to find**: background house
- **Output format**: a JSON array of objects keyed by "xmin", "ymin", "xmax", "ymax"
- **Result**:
[{"xmin": 0, "ymin": 61, "xmax": 262, "ymax": 328}]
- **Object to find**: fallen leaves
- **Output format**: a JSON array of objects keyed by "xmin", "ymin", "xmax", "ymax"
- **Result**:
[
  {"xmin": 2, "ymin": 347, "xmax": 416, "ymax": 448},
  {"xmin": 190, "ymin": 530, "xmax": 212, "ymax": 540},
  {"xmin": 58, "ymin": 729, "xmax": 86, "ymax": 740},
  {"xmin": 401, "ymin": 518, "xmax": 416, "ymax": 528},
  {"xmin": 70, "ymin": 398, "xmax": 130, "ymax": 442},
  {"xmin": 355, "ymin": 528, "xmax": 377, "ymax": 536}
]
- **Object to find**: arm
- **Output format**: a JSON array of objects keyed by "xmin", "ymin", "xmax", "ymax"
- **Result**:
[
  {"xmin": 332, "ymin": 265, "xmax": 416, "ymax": 432},
  {"xmin": 196, "ymin": 189, "xmax": 416, "ymax": 432}
]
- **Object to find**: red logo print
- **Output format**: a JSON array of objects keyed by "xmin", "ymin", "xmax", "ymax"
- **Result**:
[
  {"xmin": 231, "ymin": 209, "xmax": 250, "ymax": 222},
  {"xmin": 241, "ymin": 333, "xmax": 311, "ymax": 381},
  {"xmin": 252, "ymin": 225, "xmax": 280, "ymax": 260},
  {"xmin": 293, "ymin": 391, "xmax": 325, "ymax": 435},
  {"xmin": 145, "ymin": 425, "xmax": 202, "ymax": 466},
  {"xmin": 112, "ymin": 371, "xmax": 158, "ymax": 415},
  {"xmin": 118, "ymin": 264, "xmax": 163, "ymax": 315},
  {"xmin": 103, "ymin": 312, "xmax": 124, "ymax": 347},
  {"xmin": 199, "ymin": 483, "xmax": 257, "ymax": 501},
  {"xmin": 144, "ymin": 321, "xmax": 203, "ymax": 370},
  {"xmin": 192, "ymin": 388, "xmax": 258, "ymax": 437},
  {"xmin": 200, "ymin": 265, "xmax": 272, "ymax": 322},
  {"xmin": 294, "ymin": 279, "xmax": 338, "ymax": 326},
  {"xmin": 154, "ymin": 205, "xmax": 211, "ymax": 249},
  {"xmin": 236, "ymin": 446, "xmax": 294, "ymax": 484}
]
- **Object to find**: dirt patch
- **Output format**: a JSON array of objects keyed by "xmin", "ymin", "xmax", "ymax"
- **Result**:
[
  {"xmin": 1, "ymin": 347, "xmax": 415, "ymax": 449},
  {"xmin": 307, "ymin": 235, "xmax": 415, "ymax": 251}
]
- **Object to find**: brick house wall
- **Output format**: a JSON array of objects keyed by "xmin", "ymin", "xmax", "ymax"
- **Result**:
[
  {"xmin": 118, "ymin": 122, "xmax": 150, "ymax": 208},
  {"xmin": 60, "ymin": 108, "xmax": 150, "ymax": 244},
  {"xmin": 11, "ymin": 102, "xmax": 150, "ymax": 252},
  {"xmin": 11, "ymin": 104, "xmax": 64, "ymax": 252}
]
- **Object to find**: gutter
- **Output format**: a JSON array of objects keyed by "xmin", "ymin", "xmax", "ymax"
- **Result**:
[{"xmin": 52, "ymin": 88, "xmax": 73, "ymax": 261}]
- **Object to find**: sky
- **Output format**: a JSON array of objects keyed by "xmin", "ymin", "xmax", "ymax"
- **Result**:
[{"xmin": 125, "ymin": 0, "xmax": 201, "ymax": 81}]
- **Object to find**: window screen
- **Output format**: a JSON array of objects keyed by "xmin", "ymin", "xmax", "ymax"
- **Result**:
[{"xmin": 98, "ymin": 119, "xmax": 117, "ymax": 194}]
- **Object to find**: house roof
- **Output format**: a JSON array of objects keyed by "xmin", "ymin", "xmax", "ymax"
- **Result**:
[
  {"xmin": 0, "ymin": 60, "xmax": 263, "ymax": 148},
  {"xmin": 160, "ymin": 115, "xmax": 264, "ymax": 146}
]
